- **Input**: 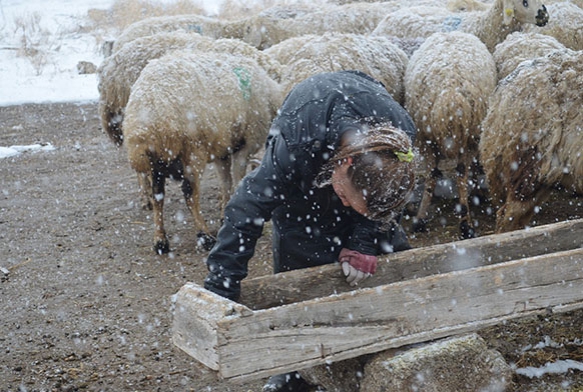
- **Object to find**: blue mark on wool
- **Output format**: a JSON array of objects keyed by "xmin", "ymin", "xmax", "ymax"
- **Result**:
[{"xmin": 441, "ymin": 16, "xmax": 462, "ymax": 32}]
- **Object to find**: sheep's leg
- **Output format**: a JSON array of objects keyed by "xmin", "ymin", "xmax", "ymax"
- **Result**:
[
  {"xmin": 136, "ymin": 172, "xmax": 152, "ymax": 210},
  {"xmin": 182, "ymin": 164, "xmax": 215, "ymax": 251},
  {"xmin": 231, "ymin": 149, "xmax": 251, "ymax": 186},
  {"xmin": 413, "ymin": 154, "xmax": 440, "ymax": 233},
  {"xmin": 150, "ymin": 167, "xmax": 170, "ymax": 254},
  {"xmin": 496, "ymin": 185, "xmax": 552, "ymax": 233},
  {"xmin": 213, "ymin": 155, "xmax": 233, "ymax": 210},
  {"xmin": 455, "ymin": 161, "xmax": 475, "ymax": 239}
]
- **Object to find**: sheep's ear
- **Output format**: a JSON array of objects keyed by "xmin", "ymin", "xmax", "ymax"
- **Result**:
[{"xmin": 502, "ymin": 0, "xmax": 515, "ymax": 25}]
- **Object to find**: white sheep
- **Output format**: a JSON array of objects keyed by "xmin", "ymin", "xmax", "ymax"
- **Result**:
[
  {"xmin": 546, "ymin": 0, "xmax": 583, "ymax": 9},
  {"xmin": 522, "ymin": 2, "xmax": 583, "ymax": 50},
  {"xmin": 221, "ymin": 1, "xmax": 481, "ymax": 51},
  {"xmin": 273, "ymin": 33, "xmax": 409, "ymax": 104},
  {"xmin": 98, "ymin": 32, "xmax": 213, "ymax": 146},
  {"xmin": 479, "ymin": 48, "xmax": 583, "ymax": 233},
  {"xmin": 111, "ymin": 14, "xmax": 225, "ymax": 53},
  {"xmin": 446, "ymin": 0, "xmax": 490, "ymax": 12},
  {"xmin": 97, "ymin": 31, "xmax": 282, "ymax": 147},
  {"xmin": 219, "ymin": 3, "xmax": 392, "ymax": 50},
  {"xmin": 111, "ymin": 11, "xmax": 305, "ymax": 52},
  {"xmin": 493, "ymin": 31, "xmax": 565, "ymax": 79},
  {"xmin": 404, "ymin": 31, "xmax": 497, "ymax": 238},
  {"xmin": 122, "ymin": 50, "xmax": 283, "ymax": 254},
  {"xmin": 372, "ymin": 0, "xmax": 550, "ymax": 52},
  {"xmin": 227, "ymin": 1, "xmax": 402, "ymax": 50},
  {"xmin": 263, "ymin": 34, "xmax": 320, "ymax": 65},
  {"xmin": 281, "ymin": 2, "xmax": 398, "ymax": 35}
]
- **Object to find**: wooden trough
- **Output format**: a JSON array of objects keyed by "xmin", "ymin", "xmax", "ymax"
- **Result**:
[{"xmin": 172, "ymin": 219, "xmax": 583, "ymax": 383}]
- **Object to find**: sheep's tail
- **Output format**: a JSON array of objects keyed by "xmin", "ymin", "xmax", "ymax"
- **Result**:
[
  {"xmin": 124, "ymin": 129, "xmax": 155, "ymax": 174},
  {"xmin": 99, "ymin": 101, "xmax": 124, "ymax": 147}
]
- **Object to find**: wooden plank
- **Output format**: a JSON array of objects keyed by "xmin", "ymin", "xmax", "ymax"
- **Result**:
[
  {"xmin": 171, "ymin": 283, "xmax": 253, "ymax": 371},
  {"xmin": 240, "ymin": 219, "xmax": 583, "ymax": 309},
  {"xmin": 172, "ymin": 248, "xmax": 583, "ymax": 381}
]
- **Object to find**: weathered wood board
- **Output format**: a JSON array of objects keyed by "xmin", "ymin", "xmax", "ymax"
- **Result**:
[
  {"xmin": 240, "ymin": 219, "xmax": 583, "ymax": 309},
  {"xmin": 172, "ymin": 219, "xmax": 583, "ymax": 382}
]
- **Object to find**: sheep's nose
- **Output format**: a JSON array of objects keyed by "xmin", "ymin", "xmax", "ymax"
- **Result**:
[{"xmin": 536, "ymin": 5, "xmax": 549, "ymax": 26}]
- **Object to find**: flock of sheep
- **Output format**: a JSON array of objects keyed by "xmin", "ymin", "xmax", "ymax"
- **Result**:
[{"xmin": 96, "ymin": 0, "xmax": 583, "ymax": 254}]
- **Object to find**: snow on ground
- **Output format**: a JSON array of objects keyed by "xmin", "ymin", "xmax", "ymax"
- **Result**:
[
  {"xmin": 0, "ymin": 0, "xmax": 224, "ymax": 157},
  {"xmin": 0, "ymin": 0, "xmax": 224, "ymax": 107},
  {"xmin": 0, "ymin": 0, "xmax": 115, "ymax": 106}
]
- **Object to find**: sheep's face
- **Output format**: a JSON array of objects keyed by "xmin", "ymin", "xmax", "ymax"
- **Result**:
[{"xmin": 503, "ymin": 0, "xmax": 549, "ymax": 27}]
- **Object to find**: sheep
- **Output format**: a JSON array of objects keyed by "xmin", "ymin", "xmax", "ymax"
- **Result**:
[
  {"xmin": 263, "ymin": 34, "xmax": 320, "ymax": 65},
  {"xmin": 225, "ymin": 1, "xmax": 403, "ymax": 50},
  {"xmin": 479, "ymin": 48, "xmax": 583, "ymax": 233},
  {"xmin": 111, "ymin": 14, "xmax": 225, "ymax": 53},
  {"xmin": 271, "ymin": 33, "xmax": 409, "ymax": 104},
  {"xmin": 122, "ymin": 50, "xmax": 283, "ymax": 254},
  {"xmin": 546, "ymin": 0, "xmax": 583, "ymax": 10},
  {"xmin": 372, "ymin": 0, "xmax": 550, "ymax": 52},
  {"xmin": 281, "ymin": 2, "xmax": 398, "ymax": 35},
  {"xmin": 493, "ymin": 31, "xmax": 565, "ymax": 80},
  {"xmin": 97, "ymin": 31, "xmax": 282, "ymax": 147},
  {"xmin": 110, "ymin": 10, "xmax": 304, "ymax": 52},
  {"xmin": 447, "ymin": 0, "xmax": 489, "ymax": 12},
  {"xmin": 98, "ymin": 32, "xmax": 213, "ymax": 147},
  {"xmin": 522, "ymin": 2, "xmax": 583, "ymax": 50},
  {"xmin": 404, "ymin": 31, "xmax": 497, "ymax": 238}
]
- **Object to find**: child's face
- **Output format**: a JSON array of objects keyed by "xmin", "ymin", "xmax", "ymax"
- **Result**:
[{"xmin": 331, "ymin": 157, "xmax": 369, "ymax": 217}]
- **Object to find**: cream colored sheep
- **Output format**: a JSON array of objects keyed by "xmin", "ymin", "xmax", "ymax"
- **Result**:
[
  {"xmin": 97, "ymin": 31, "xmax": 282, "ymax": 146},
  {"xmin": 372, "ymin": 0, "xmax": 550, "ymax": 52},
  {"xmin": 122, "ymin": 50, "xmax": 283, "ymax": 254},
  {"xmin": 281, "ymin": 2, "xmax": 398, "ymax": 35},
  {"xmin": 546, "ymin": 0, "xmax": 583, "ymax": 10},
  {"xmin": 218, "ymin": 14, "xmax": 293, "ymax": 50},
  {"xmin": 225, "ymin": 1, "xmax": 481, "ymax": 51},
  {"xmin": 264, "ymin": 34, "xmax": 319, "ymax": 65},
  {"xmin": 447, "ymin": 0, "xmax": 490, "ymax": 11},
  {"xmin": 493, "ymin": 31, "xmax": 565, "ymax": 79},
  {"xmin": 404, "ymin": 31, "xmax": 497, "ymax": 238},
  {"xmin": 111, "ymin": 14, "xmax": 225, "ymax": 53},
  {"xmin": 522, "ymin": 2, "xmax": 583, "ymax": 50},
  {"xmin": 98, "ymin": 32, "xmax": 213, "ymax": 146},
  {"xmin": 479, "ymin": 48, "xmax": 583, "ymax": 233},
  {"xmin": 275, "ymin": 33, "xmax": 409, "ymax": 104},
  {"xmin": 226, "ymin": 1, "xmax": 403, "ymax": 50}
]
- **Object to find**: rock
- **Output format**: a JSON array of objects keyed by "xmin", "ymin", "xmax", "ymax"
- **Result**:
[
  {"xmin": 76, "ymin": 61, "xmax": 97, "ymax": 74},
  {"xmin": 360, "ymin": 333, "xmax": 512, "ymax": 392},
  {"xmin": 298, "ymin": 357, "xmax": 368, "ymax": 392}
]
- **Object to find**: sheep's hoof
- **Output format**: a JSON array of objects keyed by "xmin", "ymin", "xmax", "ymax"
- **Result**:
[
  {"xmin": 197, "ymin": 232, "xmax": 216, "ymax": 251},
  {"xmin": 459, "ymin": 221, "xmax": 476, "ymax": 239},
  {"xmin": 412, "ymin": 218, "xmax": 428, "ymax": 233},
  {"xmin": 154, "ymin": 238, "xmax": 170, "ymax": 255}
]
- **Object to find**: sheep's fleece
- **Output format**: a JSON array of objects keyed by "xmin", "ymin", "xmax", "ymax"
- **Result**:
[
  {"xmin": 480, "ymin": 49, "xmax": 583, "ymax": 232},
  {"xmin": 122, "ymin": 50, "xmax": 283, "ymax": 253}
]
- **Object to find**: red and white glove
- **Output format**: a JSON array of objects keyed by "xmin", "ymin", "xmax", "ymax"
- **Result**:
[{"xmin": 339, "ymin": 248, "xmax": 377, "ymax": 286}]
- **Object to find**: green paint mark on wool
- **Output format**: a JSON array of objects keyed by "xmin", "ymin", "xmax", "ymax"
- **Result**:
[{"xmin": 233, "ymin": 67, "xmax": 252, "ymax": 100}]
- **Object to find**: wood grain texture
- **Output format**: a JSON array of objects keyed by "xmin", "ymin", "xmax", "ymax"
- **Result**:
[
  {"xmin": 173, "ymin": 242, "xmax": 583, "ymax": 381},
  {"xmin": 239, "ymin": 219, "xmax": 583, "ymax": 309}
]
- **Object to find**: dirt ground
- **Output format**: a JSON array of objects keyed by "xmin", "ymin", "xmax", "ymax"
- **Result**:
[{"xmin": 1, "ymin": 102, "xmax": 582, "ymax": 392}]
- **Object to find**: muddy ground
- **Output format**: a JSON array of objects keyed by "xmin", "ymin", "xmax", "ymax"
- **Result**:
[{"xmin": 0, "ymin": 102, "xmax": 582, "ymax": 391}]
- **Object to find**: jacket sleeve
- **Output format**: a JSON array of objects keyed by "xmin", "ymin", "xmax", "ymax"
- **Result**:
[
  {"xmin": 346, "ymin": 214, "xmax": 383, "ymax": 256},
  {"xmin": 204, "ymin": 134, "xmax": 295, "ymax": 301}
]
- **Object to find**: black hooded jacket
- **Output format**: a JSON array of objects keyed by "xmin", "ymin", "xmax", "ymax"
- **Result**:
[{"xmin": 205, "ymin": 71, "xmax": 417, "ymax": 300}]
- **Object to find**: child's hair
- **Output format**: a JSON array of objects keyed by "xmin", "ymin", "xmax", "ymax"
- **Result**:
[{"xmin": 317, "ymin": 123, "xmax": 416, "ymax": 224}]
